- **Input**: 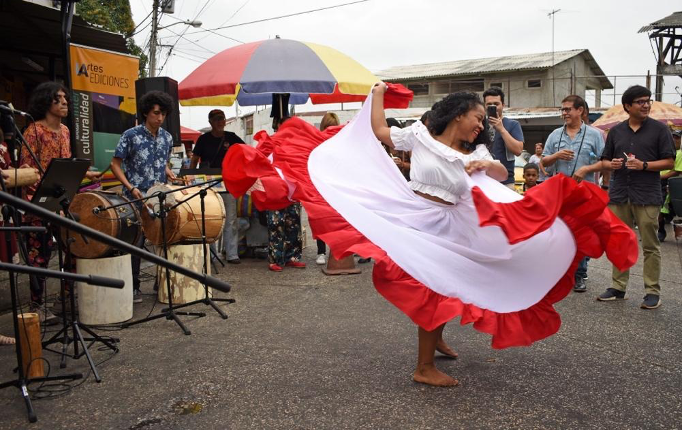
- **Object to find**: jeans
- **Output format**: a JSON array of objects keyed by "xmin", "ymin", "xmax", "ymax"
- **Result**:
[
  {"xmin": 316, "ymin": 239, "xmax": 326, "ymax": 255},
  {"xmin": 221, "ymin": 193, "xmax": 239, "ymax": 260},
  {"xmin": 575, "ymin": 256, "xmax": 590, "ymax": 282},
  {"xmin": 131, "ymin": 232, "xmax": 146, "ymax": 291}
]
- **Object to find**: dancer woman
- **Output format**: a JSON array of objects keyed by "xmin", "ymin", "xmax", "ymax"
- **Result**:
[{"xmin": 224, "ymin": 84, "xmax": 637, "ymax": 387}]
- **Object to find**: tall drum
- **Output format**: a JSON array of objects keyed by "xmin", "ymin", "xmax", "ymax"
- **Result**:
[
  {"xmin": 66, "ymin": 191, "xmax": 141, "ymax": 259},
  {"xmin": 141, "ymin": 184, "xmax": 226, "ymax": 246}
]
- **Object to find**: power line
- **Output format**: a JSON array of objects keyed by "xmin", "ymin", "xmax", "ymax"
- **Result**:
[{"xmin": 181, "ymin": 0, "xmax": 370, "ymax": 36}]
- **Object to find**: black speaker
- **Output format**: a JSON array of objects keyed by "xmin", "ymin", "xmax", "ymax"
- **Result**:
[{"xmin": 135, "ymin": 77, "xmax": 181, "ymax": 146}]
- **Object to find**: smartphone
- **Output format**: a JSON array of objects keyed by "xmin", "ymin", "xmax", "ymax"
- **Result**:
[{"xmin": 487, "ymin": 105, "xmax": 498, "ymax": 118}]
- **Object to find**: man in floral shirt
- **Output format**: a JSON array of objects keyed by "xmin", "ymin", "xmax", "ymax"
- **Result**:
[{"xmin": 111, "ymin": 91, "xmax": 176, "ymax": 303}]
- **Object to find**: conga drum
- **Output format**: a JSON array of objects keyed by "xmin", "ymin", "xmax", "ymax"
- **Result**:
[
  {"xmin": 76, "ymin": 254, "xmax": 133, "ymax": 325},
  {"xmin": 157, "ymin": 243, "xmax": 212, "ymax": 304},
  {"xmin": 66, "ymin": 191, "xmax": 141, "ymax": 259},
  {"xmin": 141, "ymin": 184, "xmax": 225, "ymax": 246}
]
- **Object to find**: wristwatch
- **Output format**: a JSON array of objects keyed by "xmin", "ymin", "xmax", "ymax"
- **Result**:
[{"xmin": 642, "ymin": 161, "xmax": 649, "ymax": 171}]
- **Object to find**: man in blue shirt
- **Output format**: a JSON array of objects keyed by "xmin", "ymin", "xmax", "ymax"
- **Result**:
[
  {"xmin": 542, "ymin": 95, "xmax": 606, "ymax": 293},
  {"xmin": 483, "ymin": 87, "xmax": 524, "ymax": 189},
  {"xmin": 111, "ymin": 91, "xmax": 177, "ymax": 303}
]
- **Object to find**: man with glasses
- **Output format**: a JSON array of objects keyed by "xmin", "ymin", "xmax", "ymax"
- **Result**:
[
  {"xmin": 483, "ymin": 87, "xmax": 524, "ymax": 189},
  {"xmin": 542, "ymin": 95, "xmax": 605, "ymax": 293},
  {"xmin": 598, "ymin": 85, "xmax": 675, "ymax": 309},
  {"xmin": 191, "ymin": 109, "xmax": 245, "ymax": 264}
]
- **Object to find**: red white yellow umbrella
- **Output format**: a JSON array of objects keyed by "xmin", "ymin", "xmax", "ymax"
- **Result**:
[{"xmin": 178, "ymin": 38, "xmax": 379, "ymax": 107}]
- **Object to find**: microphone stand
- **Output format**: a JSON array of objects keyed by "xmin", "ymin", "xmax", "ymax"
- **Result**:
[
  {"xmin": 40, "ymin": 195, "xmax": 120, "ymax": 382},
  {"xmin": 158, "ymin": 179, "xmax": 235, "ymax": 319},
  {"xmin": 0, "ymin": 176, "xmax": 82, "ymax": 424},
  {"xmin": 122, "ymin": 185, "xmax": 207, "ymax": 335}
]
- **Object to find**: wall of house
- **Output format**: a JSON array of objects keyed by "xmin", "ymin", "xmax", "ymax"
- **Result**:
[{"xmin": 396, "ymin": 55, "xmax": 604, "ymax": 110}]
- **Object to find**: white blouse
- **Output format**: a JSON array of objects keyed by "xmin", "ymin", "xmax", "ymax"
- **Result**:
[{"xmin": 389, "ymin": 121, "xmax": 494, "ymax": 204}]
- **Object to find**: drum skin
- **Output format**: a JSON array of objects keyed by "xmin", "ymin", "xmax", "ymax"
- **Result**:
[
  {"xmin": 141, "ymin": 184, "xmax": 226, "ymax": 246},
  {"xmin": 66, "ymin": 191, "xmax": 141, "ymax": 259}
]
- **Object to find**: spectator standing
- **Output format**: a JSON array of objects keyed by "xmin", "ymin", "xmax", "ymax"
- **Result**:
[
  {"xmin": 482, "ymin": 87, "xmax": 524, "ymax": 189},
  {"xmin": 315, "ymin": 113, "xmax": 341, "ymax": 265},
  {"xmin": 528, "ymin": 143, "xmax": 549, "ymax": 182},
  {"xmin": 541, "ymin": 95, "xmax": 606, "ymax": 293},
  {"xmin": 191, "ymin": 109, "xmax": 245, "ymax": 264},
  {"xmin": 658, "ymin": 129, "xmax": 681, "ymax": 241},
  {"xmin": 598, "ymin": 85, "xmax": 675, "ymax": 309},
  {"xmin": 520, "ymin": 163, "xmax": 539, "ymax": 194}
]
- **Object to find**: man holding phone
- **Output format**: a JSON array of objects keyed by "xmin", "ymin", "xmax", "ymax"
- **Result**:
[
  {"xmin": 597, "ymin": 85, "xmax": 675, "ymax": 309},
  {"xmin": 541, "ymin": 95, "xmax": 606, "ymax": 293},
  {"xmin": 482, "ymin": 87, "xmax": 524, "ymax": 189}
]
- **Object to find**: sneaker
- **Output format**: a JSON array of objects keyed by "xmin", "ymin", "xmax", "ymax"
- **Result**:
[
  {"xmin": 597, "ymin": 288, "xmax": 626, "ymax": 301},
  {"xmin": 269, "ymin": 263, "xmax": 283, "ymax": 272},
  {"xmin": 227, "ymin": 259, "xmax": 241, "ymax": 264},
  {"xmin": 29, "ymin": 303, "xmax": 59, "ymax": 326},
  {"xmin": 640, "ymin": 294, "xmax": 661, "ymax": 309},
  {"xmin": 285, "ymin": 260, "xmax": 306, "ymax": 268},
  {"xmin": 573, "ymin": 278, "xmax": 587, "ymax": 293},
  {"xmin": 133, "ymin": 289, "xmax": 143, "ymax": 304},
  {"xmin": 316, "ymin": 254, "xmax": 326, "ymax": 265}
]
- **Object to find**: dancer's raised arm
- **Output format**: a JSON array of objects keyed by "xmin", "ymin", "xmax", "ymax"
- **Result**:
[{"xmin": 371, "ymin": 82, "xmax": 394, "ymax": 148}]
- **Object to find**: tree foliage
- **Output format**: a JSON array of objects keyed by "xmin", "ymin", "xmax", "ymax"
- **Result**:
[{"xmin": 76, "ymin": 0, "xmax": 148, "ymax": 78}]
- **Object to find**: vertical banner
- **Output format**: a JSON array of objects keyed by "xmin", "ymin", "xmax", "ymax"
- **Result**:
[{"xmin": 70, "ymin": 44, "xmax": 139, "ymax": 171}]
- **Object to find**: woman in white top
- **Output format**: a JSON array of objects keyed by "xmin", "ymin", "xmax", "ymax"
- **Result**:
[{"xmin": 370, "ymin": 83, "xmax": 507, "ymax": 386}]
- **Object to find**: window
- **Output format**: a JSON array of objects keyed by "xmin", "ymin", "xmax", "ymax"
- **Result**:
[
  {"xmin": 490, "ymin": 82, "xmax": 503, "ymax": 89},
  {"xmin": 245, "ymin": 115, "xmax": 253, "ymax": 135},
  {"xmin": 451, "ymin": 79, "xmax": 484, "ymax": 92},
  {"xmin": 407, "ymin": 83, "xmax": 429, "ymax": 96},
  {"xmin": 433, "ymin": 81, "xmax": 450, "ymax": 94},
  {"xmin": 527, "ymin": 79, "xmax": 542, "ymax": 89}
]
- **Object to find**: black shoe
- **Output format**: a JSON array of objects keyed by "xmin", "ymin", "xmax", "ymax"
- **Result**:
[
  {"xmin": 358, "ymin": 257, "xmax": 372, "ymax": 264},
  {"xmin": 658, "ymin": 229, "xmax": 666, "ymax": 242},
  {"xmin": 597, "ymin": 288, "xmax": 626, "ymax": 301},
  {"xmin": 573, "ymin": 278, "xmax": 587, "ymax": 292},
  {"xmin": 227, "ymin": 258, "xmax": 241, "ymax": 264},
  {"xmin": 640, "ymin": 294, "xmax": 661, "ymax": 309}
]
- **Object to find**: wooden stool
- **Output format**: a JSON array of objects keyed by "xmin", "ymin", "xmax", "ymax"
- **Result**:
[
  {"xmin": 322, "ymin": 254, "xmax": 361, "ymax": 276},
  {"xmin": 158, "ymin": 244, "xmax": 212, "ymax": 304}
]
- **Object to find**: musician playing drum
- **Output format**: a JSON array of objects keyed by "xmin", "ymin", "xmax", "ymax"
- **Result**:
[
  {"xmin": 110, "ymin": 91, "xmax": 177, "ymax": 304},
  {"xmin": 190, "ymin": 109, "xmax": 245, "ymax": 264}
]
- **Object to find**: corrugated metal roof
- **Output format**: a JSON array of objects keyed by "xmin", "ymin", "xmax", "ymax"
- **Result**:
[
  {"xmin": 638, "ymin": 11, "xmax": 682, "ymax": 33},
  {"xmin": 375, "ymin": 49, "xmax": 612, "ymax": 89}
]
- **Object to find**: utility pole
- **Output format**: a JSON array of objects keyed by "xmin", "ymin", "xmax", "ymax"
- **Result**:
[
  {"xmin": 149, "ymin": 0, "xmax": 160, "ymax": 77},
  {"xmin": 548, "ymin": 9, "xmax": 561, "ymax": 106}
]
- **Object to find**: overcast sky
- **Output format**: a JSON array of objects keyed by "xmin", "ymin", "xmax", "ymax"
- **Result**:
[{"xmin": 129, "ymin": 0, "xmax": 682, "ymax": 130}]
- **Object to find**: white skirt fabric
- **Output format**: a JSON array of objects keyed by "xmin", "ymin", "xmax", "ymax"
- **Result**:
[{"xmin": 308, "ymin": 94, "xmax": 576, "ymax": 314}]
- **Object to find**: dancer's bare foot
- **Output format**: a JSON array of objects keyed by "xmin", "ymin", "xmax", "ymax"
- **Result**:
[
  {"xmin": 435, "ymin": 339, "xmax": 458, "ymax": 359},
  {"xmin": 413, "ymin": 363, "xmax": 459, "ymax": 387}
]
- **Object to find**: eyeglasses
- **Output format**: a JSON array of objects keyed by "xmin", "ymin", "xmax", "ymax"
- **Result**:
[
  {"xmin": 631, "ymin": 99, "xmax": 653, "ymax": 107},
  {"xmin": 211, "ymin": 116, "xmax": 226, "ymax": 121},
  {"xmin": 559, "ymin": 107, "xmax": 573, "ymax": 113}
]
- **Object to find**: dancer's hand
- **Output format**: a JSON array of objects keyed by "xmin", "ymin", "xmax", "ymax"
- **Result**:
[
  {"xmin": 372, "ymin": 82, "xmax": 388, "ymax": 94},
  {"xmin": 465, "ymin": 160, "xmax": 491, "ymax": 175}
]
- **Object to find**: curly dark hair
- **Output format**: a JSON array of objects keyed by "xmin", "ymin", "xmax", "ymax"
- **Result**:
[
  {"xmin": 27, "ymin": 81, "xmax": 69, "ymax": 121},
  {"xmin": 427, "ymin": 91, "xmax": 490, "ymax": 148},
  {"xmin": 138, "ymin": 91, "xmax": 174, "ymax": 119}
]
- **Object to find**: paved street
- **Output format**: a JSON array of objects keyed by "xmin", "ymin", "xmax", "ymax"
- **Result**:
[{"xmin": 0, "ymin": 222, "xmax": 681, "ymax": 429}]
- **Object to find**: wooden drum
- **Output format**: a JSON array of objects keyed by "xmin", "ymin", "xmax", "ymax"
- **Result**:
[
  {"xmin": 66, "ymin": 191, "xmax": 141, "ymax": 259},
  {"xmin": 76, "ymin": 254, "xmax": 133, "ymax": 325},
  {"xmin": 141, "ymin": 184, "xmax": 225, "ymax": 246}
]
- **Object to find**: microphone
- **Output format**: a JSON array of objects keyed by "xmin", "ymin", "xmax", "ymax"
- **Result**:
[
  {"xmin": 92, "ymin": 206, "xmax": 104, "ymax": 214},
  {"xmin": 145, "ymin": 206, "xmax": 157, "ymax": 219},
  {"xmin": 0, "ymin": 102, "xmax": 30, "ymax": 118}
]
